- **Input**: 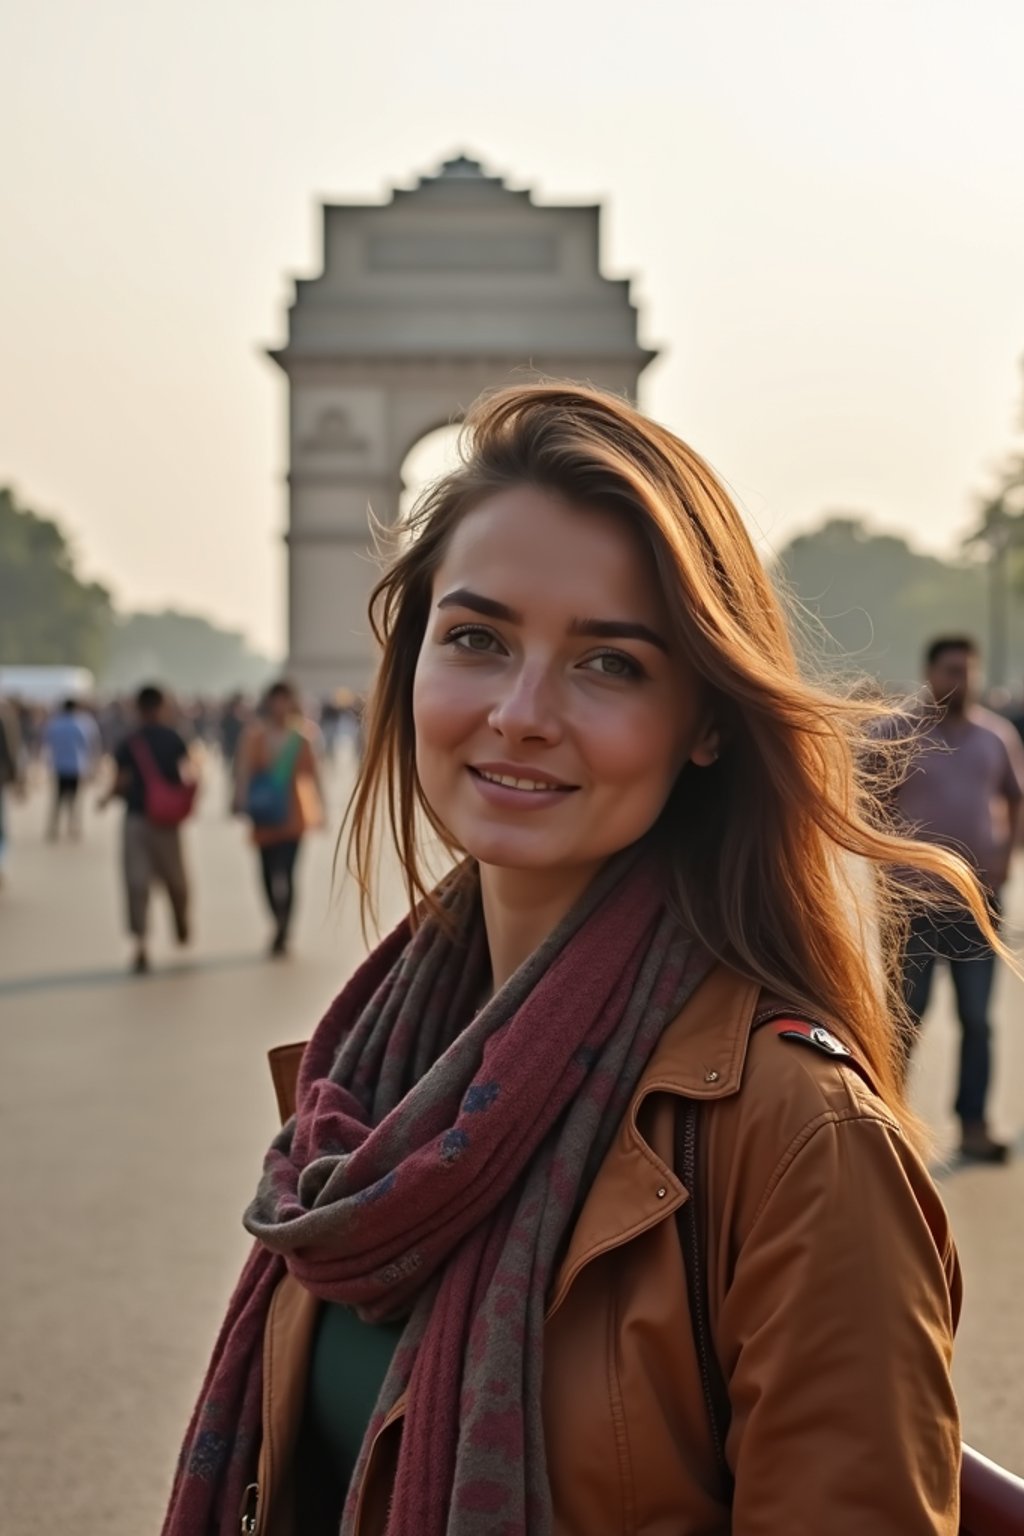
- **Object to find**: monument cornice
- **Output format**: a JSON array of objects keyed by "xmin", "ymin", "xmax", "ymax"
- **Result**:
[{"xmin": 268, "ymin": 349, "xmax": 658, "ymax": 381}]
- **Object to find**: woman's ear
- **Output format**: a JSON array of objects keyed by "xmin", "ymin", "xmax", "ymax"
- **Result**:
[{"xmin": 689, "ymin": 726, "xmax": 720, "ymax": 769}]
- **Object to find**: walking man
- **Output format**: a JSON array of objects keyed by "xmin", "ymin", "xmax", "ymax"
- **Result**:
[
  {"xmin": 897, "ymin": 636, "xmax": 1024, "ymax": 1162},
  {"xmin": 42, "ymin": 698, "xmax": 100, "ymax": 840},
  {"xmin": 99, "ymin": 685, "xmax": 195, "ymax": 973}
]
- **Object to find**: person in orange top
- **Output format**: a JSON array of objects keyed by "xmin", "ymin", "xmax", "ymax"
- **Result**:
[{"xmin": 234, "ymin": 679, "xmax": 324, "ymax": 957}]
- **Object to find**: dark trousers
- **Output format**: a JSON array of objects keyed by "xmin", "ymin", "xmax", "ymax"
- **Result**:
[
  {"xmin": 901, "ymin": 909, "xmax": 998, "ymax": 1125},
  {"xmin": 258, "ymin": 839, "xmax": 301, "ymax": 940},
  {"xmin": 49, "ymin": 772, "xmax": 82, "ymax": 837}
]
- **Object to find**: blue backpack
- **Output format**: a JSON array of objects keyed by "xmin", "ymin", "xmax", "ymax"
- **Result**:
[{"xmin": 245, "ymin": 732, "xmax": 302, "ymax": 827}]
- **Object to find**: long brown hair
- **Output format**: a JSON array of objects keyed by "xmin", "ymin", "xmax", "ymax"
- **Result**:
[{"xmin": 345, "ymin": 382, "xmax": 1003, "ymax": 1137}]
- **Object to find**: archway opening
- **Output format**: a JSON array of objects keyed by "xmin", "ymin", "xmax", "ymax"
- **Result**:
[{"xmin": 399, "ymin": 423, "xmax": 463, "ymax": 523}]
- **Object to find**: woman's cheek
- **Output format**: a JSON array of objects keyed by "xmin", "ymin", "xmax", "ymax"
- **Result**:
[
  {"xmin": 414, "ymin": 663, "xmax": 482, "ymax": 758},
  {"xmin": 412, "ymin": 658, "xmax": 453, "ymax": 741},
  {"xmin": 586, "ymin": 701, "xmax": 680, "ymax": 788}
]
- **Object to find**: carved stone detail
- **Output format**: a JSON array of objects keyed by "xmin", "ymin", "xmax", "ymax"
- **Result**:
[{"xmin": 299, "ymin": 406, "xmax": 369, "ymax": 455}]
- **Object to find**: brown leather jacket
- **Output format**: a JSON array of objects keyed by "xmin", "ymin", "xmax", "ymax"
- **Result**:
[{"xmin": 248, "ymin": 964, "xmax": 962, "ymax": 1535}]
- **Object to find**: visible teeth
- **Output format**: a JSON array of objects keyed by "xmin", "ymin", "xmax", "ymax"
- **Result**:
[{"xmin": 479, "ymin": 771, "xmax": 561, "ymax": 792}]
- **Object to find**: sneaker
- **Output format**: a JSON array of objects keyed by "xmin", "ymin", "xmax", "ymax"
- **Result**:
[{"xmin": 131, "ymin": 949, "xmax": 150, "ymax": 976}]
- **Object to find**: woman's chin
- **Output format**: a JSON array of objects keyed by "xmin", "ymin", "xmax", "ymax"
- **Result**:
[{"xmin": 459, "ymin": 828, "xmax": 572, "ymax": 874}]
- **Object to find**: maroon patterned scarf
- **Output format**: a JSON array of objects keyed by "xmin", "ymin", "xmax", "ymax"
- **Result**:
[{"xmin": 161, "ymin": 847, "xmax": 709, "ymax": 1536}]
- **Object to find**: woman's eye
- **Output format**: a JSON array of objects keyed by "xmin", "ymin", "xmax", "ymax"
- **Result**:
[
  {"xmin": 444, "ymin": 625, "xmax": 502, "ymax": 655},
  {"xmin": 581, "ymin": 651, "xmax": 643, "ymax": 680}
]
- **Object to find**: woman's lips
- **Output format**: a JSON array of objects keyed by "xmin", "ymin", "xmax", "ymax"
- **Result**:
[{"xmin": 467, "ymin": 765, "xmax": 578, "ymax": 811}]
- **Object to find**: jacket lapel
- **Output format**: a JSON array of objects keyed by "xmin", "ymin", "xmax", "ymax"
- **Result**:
[{"xmin": 547, "ymin": 965, "xmax": 761, "ymax": 1318}]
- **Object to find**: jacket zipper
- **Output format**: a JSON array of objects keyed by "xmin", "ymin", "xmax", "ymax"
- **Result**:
[
  {"xmin": 679, "ymin": 1102, "xmax": 730, "ymax": 1489},
  {"xmin": 239, "ymin": 1481, "xmax": 259, "ymax": 1534}
]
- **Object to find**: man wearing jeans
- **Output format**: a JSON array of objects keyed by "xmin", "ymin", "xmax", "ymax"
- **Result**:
[{"xmin": 898, "ymin": 636, "xmax": 1024, "ymax": 1162}]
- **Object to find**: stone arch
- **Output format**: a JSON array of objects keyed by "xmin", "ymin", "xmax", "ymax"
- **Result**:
[{"xmin": 269, "ymin": 155, "xmax": 656, "ymax": 694}]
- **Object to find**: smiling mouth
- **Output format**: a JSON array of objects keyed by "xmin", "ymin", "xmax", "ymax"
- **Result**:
[{"xmin": 469, "ymin": 767, "xmax": 577, "ymax": 793}]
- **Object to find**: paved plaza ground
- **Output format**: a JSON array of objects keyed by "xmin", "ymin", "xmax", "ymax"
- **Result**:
[{"xmin": 1, "ymin": 755, "xmax": 1022, "ymax": 1534}]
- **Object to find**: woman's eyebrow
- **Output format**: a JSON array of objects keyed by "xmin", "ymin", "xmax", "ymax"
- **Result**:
[
  {"xmin": 437, "ymin": 589, "xmax": 669, "ymax": 654},
  {"xmin": 568, "ymin": 617, "xmax": 669, "ymax": 653},
  {"xmin": 437, "ymin": 588, "xmax": 522, "ymax": 623}
]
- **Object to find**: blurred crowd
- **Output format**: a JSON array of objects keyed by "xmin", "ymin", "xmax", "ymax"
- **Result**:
[
  {"xmin": 0, "ymin": 685, "xmax": 365, "ymax": 774},
  {"xmin": 0, "ymin": 682, "xmax": 365, "ymax": 968}
]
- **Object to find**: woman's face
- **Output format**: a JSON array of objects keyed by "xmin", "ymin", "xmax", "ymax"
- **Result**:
[{"xmin": 413, "ymin": 486, "xmax": 716, "ymax": 879}]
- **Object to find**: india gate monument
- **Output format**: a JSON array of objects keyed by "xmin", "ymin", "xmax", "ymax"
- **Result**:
[{"xmin": 269, "ymin": 155, "xmax": 655, "ymax": 693}]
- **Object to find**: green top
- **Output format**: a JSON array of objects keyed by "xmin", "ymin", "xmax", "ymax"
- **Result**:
[{"xmin": 296, "ymin": 1302, "xmax": 405, "ymax": 1531}]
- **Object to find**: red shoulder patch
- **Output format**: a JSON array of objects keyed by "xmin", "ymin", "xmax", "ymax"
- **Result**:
[{"xmin": 771, "ymin": 1018, "xmax": 853, "ymax": 1060}]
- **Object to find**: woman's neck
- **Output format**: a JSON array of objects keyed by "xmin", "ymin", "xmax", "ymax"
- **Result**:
[{"xmin": 478, "ymin": 861, "xmax": 604, "ymax": 994}]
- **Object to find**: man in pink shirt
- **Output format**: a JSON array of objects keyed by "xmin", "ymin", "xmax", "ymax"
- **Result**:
[{"xmin": 898, "ymin": 636, "xmax": 1024, "ymax": 1162}]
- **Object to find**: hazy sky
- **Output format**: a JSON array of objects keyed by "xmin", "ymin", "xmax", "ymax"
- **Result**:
[{"xmin": 3, "ymin": 0, "xmax": 1023, "ymax": 655}]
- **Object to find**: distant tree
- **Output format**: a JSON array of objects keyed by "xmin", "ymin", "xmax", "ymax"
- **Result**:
[
  {"xmin": 964, "ymin": 357, "xmax": 1024, "ymax": 554},
  {"xmin": 101, "ymin": 609, "xmax": 276, "ymax": 695},
  {"xmin": 960, "ymin": 356, "xmax": 1024, "ymax": 684},
  {"xmin": 0, "ymin": 486, "xmax": 113, "ymax": 669},
  {"xmin": 772, "ymin": 514, "xmax": 1022, "ymax": 690},
  {"xmin": 0, "ymin": 485, "xmax": 276, "ymax": 694}
]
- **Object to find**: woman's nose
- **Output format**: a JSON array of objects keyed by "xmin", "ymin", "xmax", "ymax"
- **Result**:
[{"xmin": 486, "ymin": 666, "xmax": 562, "ymax": 743}]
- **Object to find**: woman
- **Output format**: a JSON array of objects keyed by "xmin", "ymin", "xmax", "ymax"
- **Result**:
[
  {"xmin": 164, "ymin": 384, "xmax": 994, "ymax": 1535},
  {"xmin": 235, "ymin": 680, "xmax": 323, "ymax": 957}
]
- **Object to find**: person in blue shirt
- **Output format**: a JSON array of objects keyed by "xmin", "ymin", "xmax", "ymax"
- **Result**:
[{"xmin": 42, "ymin": 698, "xmax": 100, "ymax": 841}]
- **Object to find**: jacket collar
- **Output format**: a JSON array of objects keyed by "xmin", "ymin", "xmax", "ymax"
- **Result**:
[{"xmin": 639, "ymin": 961, "xmax": 762, "ymax": 1102}]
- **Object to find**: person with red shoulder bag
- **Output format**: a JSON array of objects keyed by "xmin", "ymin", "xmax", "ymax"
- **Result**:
[{"xmin": 99, "ymin": 683, "xmax": 197, "ymax": 974}]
